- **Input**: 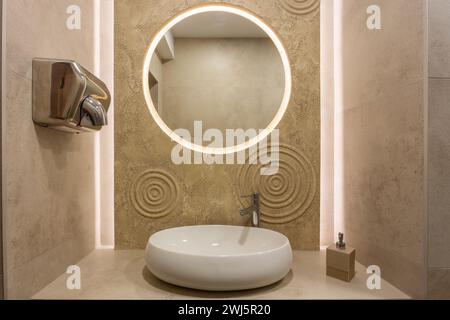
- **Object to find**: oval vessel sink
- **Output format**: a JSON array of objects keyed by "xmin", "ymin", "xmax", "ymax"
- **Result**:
[{"xmin": 145, "ymin": 225, "xmax": 292, "ymax": 291}]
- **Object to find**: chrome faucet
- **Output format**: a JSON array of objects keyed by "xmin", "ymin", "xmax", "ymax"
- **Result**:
[{"xmin": 240, "ymin": 193, "xmax": 260, "ymax": 227}]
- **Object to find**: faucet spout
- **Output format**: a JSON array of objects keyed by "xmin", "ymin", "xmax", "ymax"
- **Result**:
[
  {"xmin": 80, "ymin": 96, "xmax": 108, "ymax": 126},
  {"xmin": 239, "ymin": 207, "xmax": 252, "ymax": 216},
  {"xmin": 239, "ymin": 193, "xmax": 260, "ymax": 227}
]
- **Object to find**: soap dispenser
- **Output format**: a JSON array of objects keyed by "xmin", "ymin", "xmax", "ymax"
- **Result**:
[{"xmin": 326, "ymin": 233, "xmax": 356, "ymax": 282}]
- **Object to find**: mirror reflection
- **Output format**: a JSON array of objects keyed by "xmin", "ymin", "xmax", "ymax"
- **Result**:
[{"xmin": 148, "ymin": 11, "xmax": 286, "ymax": 138}]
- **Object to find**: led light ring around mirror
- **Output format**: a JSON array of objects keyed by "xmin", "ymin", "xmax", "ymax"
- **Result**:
[{"xmin": 143, "ymin": 4, "xmax": 292, "ymax": 155}]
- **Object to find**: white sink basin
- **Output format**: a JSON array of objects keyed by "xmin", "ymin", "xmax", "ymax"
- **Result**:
[{"xmin": 145, "ymin": 225, "xmax": 292, "ymax": 291}]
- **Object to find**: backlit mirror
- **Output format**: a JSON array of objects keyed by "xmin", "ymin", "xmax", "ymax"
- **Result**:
[{"xmin": 143, "ymin": 5, "xmax": 291, "ymax": 154}]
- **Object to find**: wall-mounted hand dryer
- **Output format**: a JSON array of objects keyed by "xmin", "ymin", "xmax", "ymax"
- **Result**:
[{"xmin": 32, "ymin": 58, "xmax": 111, "ymax": 133}]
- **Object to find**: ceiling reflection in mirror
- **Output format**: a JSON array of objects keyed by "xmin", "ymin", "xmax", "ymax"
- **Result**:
[{"xmin": 147, "ymin": 11, "xmax": 286, "ymax": 143}]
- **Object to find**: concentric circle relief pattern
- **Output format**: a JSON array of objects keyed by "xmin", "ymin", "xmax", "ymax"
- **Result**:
[
  {"xmin": 279, "ymin": 0, "xmax": 320, "ymax": 15},
  {"xmin": 237, "ymin": 144, "xmax": 317, "ymax": 224},
  {"xmin": 130, "ymin": 169, "xmax": 180, "ymax": 219}
]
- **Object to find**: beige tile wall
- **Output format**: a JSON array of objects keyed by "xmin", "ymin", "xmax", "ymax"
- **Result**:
[
  {"xmin": 428, "ymin": 269, "xmax": 450, "ymax": 299},
  {"xmin": 427, "ymin": 0, "xmax": 450, "ymax": 299},
  {"xmin": 3, "ymin": 0, "xmax": 97, "ymax": 298},
  {"xmin": 336, "ymin": 0, "xmax": 428, "ymax": 298}
]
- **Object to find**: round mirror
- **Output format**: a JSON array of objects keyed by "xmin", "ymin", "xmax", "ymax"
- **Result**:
[{"xmin": 143, "ymin": 4, "xmax": 291, "ymax": 155}]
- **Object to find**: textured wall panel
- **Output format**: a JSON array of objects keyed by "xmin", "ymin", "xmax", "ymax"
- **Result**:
[{"xmin": 115, "ymin": 0, "xmax": 320, "ymax": 249}]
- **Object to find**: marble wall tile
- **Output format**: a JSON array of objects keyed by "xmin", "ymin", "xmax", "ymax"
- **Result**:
[
  {"xmin": 428, "ymin": 268, "xmax": 450, "ymax": 299},
  {"xmin": 115, "ymin": 0, "xmax": 321, "ymax": 249},
  {"xmin": 428, "ymin": 0, "xmax": 450, "ymax": 78},
  {"xmin": 338, "ymin": 0, "xmax": 427, "ymax": 298},
  {"xmin": 340, "ymin": 0, "xmax": 425, "ymax": 112},
  {"xmin": 4, "ymin": 0, "xmax": 97, "ymax": 298},
  {"xmin": 342, "ymin": 81, "xmax": 427, "ymax": 298},
  {"xmin": 427, "ymin": 0, "xmax": 450, "ymax": 299},
  {"xmin": 428, "ymin": 79, "xmax": 450, "ymax": 269},
  {"xmin": 7, "ymin": 233, "xmax": 94, "ymax": 299}
]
